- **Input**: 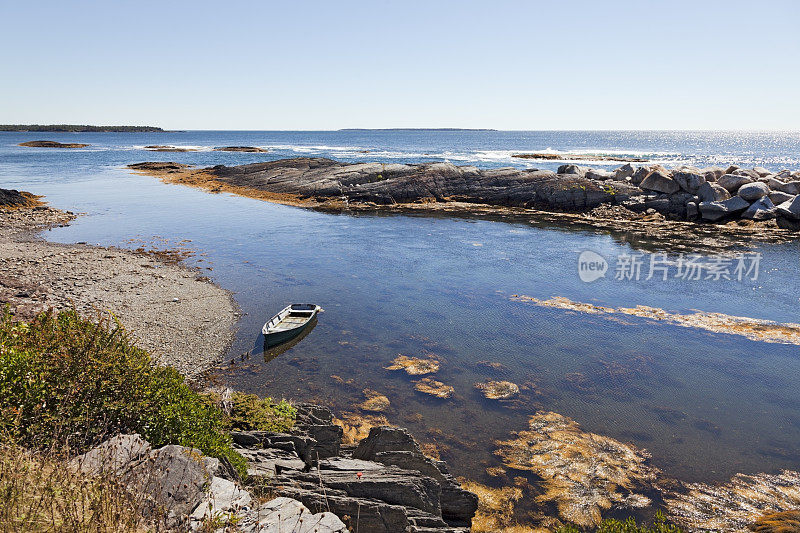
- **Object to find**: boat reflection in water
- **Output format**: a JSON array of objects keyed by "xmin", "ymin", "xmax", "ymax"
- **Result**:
[{"xmin": 260, "ymin": 316, "xmax": 318, "ymax": 364}]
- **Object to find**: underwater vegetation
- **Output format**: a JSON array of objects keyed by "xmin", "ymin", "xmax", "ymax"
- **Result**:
[
  {"xmin": 385, "ymin": 354, "xmax": 440, "ymax": 375},
  {"xmin": 414, "ymin": 377, "xmax": 455, "ymax": 399},
  {"xmin": 665, "ymin": 470, "xmax": 800, "ymax": 532},
  {"xmin": 495, "ymin": 411, "xmax": 659, "ymax": 528},
  {"xmin": 475, "ymin": 380, "xmax": 520, "ymax": 400}
]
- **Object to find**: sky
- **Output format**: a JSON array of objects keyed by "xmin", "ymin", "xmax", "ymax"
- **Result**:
[{"xmin": 1, "ymin": 0, "xmax": 799, "ymax": 130}]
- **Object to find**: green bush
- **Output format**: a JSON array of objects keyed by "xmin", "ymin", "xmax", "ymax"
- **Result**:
[
  {"xmin": 229, "ymin": 391, "xmax": 296, "ymax": 432},
  {"xmin": 0, "ymin": 309, "xmax": 246, "ymax": 478},
  {"xmin": 557, "ymin": 512, "xmax": 683, "ymax": 533}
]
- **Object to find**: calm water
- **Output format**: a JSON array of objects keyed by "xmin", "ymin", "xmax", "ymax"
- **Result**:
[{"xmin": 2, "ymin": 130, "xmax": 799, "ymax": 484}]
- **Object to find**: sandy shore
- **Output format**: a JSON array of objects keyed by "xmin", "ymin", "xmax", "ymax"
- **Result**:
[{"xmin": 0, "ymin": 201, "xmax": 239, "ymax": 379}]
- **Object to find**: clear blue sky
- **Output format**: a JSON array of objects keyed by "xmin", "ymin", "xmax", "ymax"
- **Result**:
[{"xmin": 2, "ymin": 0, "xmax": 798, "ymax": 130}]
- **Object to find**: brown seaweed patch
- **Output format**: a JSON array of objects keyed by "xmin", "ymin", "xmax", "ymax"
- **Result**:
[
  {"xmin": 665, "ymin": 470, "xmax": 800, "ymax": 532},
  {"xmin": 512, "ymin": 295, "xmax": 800, "ymax": 346},
  {"xmin": 751, "ymin": 510, "xmax": 800, "ymax": 533},
  {"xmin": 359, "ymin": 388, "xmax": 390, "ymax": 412},
  {"xmin": 385, "ymin": 354, "xmax": 440, "ymax": 375},
  {"xmin": 475, "ymin": 380, "xmax": 520, "ymax": 400},
  {"xmin": 495, "ymin": 411, "xmax": 659, "ymax": 528},
  {"xmin": 460, "ymin": 480, "xmax": 527, "ymax": 532},
  {"xmin": 333, "ymin": 412, "xmax": 392, "ymax": 444},
  {"xmin": 413, "ymin": 377, "xmax": 454, "ymax": 399}
]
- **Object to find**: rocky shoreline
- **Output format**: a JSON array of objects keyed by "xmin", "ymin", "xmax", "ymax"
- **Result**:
[
  {"xmin": 129, "ymin": 158, "xmax": 800, "ymax": 251},
  {"xmin": 0, "ymin": 191, "xmax": 238, "ymax": 378}
]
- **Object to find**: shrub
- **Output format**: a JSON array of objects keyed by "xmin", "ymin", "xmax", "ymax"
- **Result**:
[
  {"xmin": 228, "ymin": 391, "xmax": 296, "ymax": 432},
  {"xmin": 556, "ymin": 512, "xmax": 683, "ymax": 533},
  {"xmin": 0, "ymin": 308, "xmax": 246, "ymax": 478}
]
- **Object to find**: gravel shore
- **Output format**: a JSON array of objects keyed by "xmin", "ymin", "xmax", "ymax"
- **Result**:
[{"xmin": 0, "ymin": 202, "xmax": 239, "ymax": 379}]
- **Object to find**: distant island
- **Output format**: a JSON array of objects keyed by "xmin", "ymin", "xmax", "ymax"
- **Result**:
[
  {"xmin": 0, "ymin": 124, "xmax": 164, "ymax": 132},
  {"xmin": 338, "ymin": 128, "xmax": 497, "ymax": 132}
]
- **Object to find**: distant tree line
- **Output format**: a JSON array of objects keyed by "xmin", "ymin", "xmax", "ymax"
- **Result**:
[{"xmin": 0, "ymin": 124, "xmax": 164, "ymax": 132}]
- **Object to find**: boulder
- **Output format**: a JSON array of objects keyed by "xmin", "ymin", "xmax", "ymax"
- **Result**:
[
  {"xmin": 585, "ymin": 169, "xmax": 615, "ymax": 181},
  {"xmin": 742, "ymin": 196, "xmax": 776, "ymax": 220},
  {"xmin": 765, "ymin": 177, "xmax": 786, "ymax": 190},
  {"xmin": 699, "ymin": 197, "xmax": 750, "ymax": 222},
  {"xmin": 124, "ymin": 445, "xmax": 213, "ymax": 528},
  {"xmin": 639, "ymin": 171, "xmax": 680, "ymax": 194},
  {"xmin": 557, "ymin": 164, "xmax": 588, "ymax": 177},
  {"xmin": 190, "ymin": 476, "xmax": 252, "ymax": 524},
  {"xmin": 768, "ymin": 191, "xmax": 795, "ymax": 205},
  {"xmin": 753, "ymin": 167, "xmax": 772, "ymax": 177},
  {"xmin": 613, "ymin": 163, "xmax": 636, "ymax": 181},
  {"xmin": 631, "ymin": 167, "xmax": 650, "ymax": 186},
  {"xmin": 70, "ymin": 434, "xmax": 151, "ymax": 475},
  {"xmin": 776, "ymin": 169, "xmax": 794, "ymax": 180},
  {"xmin": 699, "ymin": 167, "xmax": 725, "ymax": 182},
  {"xmin": 686, "ymin": 202, "xmax": 699, "ymax": 220},
  {"xmin": 733, "ymin": 168, "xmax": 761, "ymax": 180},
  {"xmin": 353, "ymin": 426, "xmax": 478, "ymax": 525},
  {"xmin": 778, "ymin": 181, "xmax": 800, "ymax": 195},
  {"xmin": 737, "ymin": 182, "xmax": 770, "ymax": 201},
  {"xmin": 673, "ymin": 171, "xmax": 706, "ymax": 193},
  {"xmin": 724, "ymin": 165, "xmax": 740, "ymax": 175},
  {"xmin": 696, "ymin": 182, "xmax": 731, "ymax": 202},
  {"xmin": 776, "ymin": 196, "xmax": 800, "ymax": 220},
  {"xmin": 238, "ymin": 497, "xmax": 347, "ymax": 533},
  {"xmin": 717, "ymin": 173, "xmax": 753, "ymax": 193}
]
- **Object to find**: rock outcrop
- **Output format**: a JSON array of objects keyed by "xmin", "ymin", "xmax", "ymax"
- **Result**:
[
  {"xmin": 0, "ymin": 188, "xmax": 42, "ymax": 208},
  {"xmin": 213, "ymin": 146, "xmax": 268, "ymax": 152},
  {"xmin": 196, "ymin": 158, "xmax": 639, "ymax": 211},
  {"xmin": 235, "ymin": 406, "xmax": 477, "ymax": 532},
  {"xmin": 18, "ymin": 140, "xmax": 89, "ymax": 148},
  {"xmin": 131, "ymin": 158, "xmax": 800, "ymax": 233}
]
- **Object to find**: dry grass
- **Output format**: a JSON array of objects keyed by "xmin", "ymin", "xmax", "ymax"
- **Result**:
[{"xmin": 0, "ymin": 441, "xmax": 145, "ymax": 532}]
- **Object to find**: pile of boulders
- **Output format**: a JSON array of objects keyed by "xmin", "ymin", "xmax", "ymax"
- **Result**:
[{"xmin": 559, "ymin": 163, "xmax": 800, "ymax": 227}]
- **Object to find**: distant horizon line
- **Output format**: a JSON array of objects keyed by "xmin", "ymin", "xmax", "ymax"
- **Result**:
[{"xmin": 3, "ymin": 125, "xmax": 800, "ymax": 133}]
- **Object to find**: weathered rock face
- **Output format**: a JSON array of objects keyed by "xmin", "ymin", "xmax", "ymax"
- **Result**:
[
  {"xmin": 738, "ymin": 181, "xmax": 770, "ymax": 201},
  {"xmin": 696, "ymin": 182, "xmax": 731, "ymax": 202},
  {"xmin": 70, "ymin": 433, "xmax": 151, "ymax": 475},
  {"xmin": 699, "ymin": 196, "xmax": 750, "ymax": 221},
  {"xmin": 717, "ymin": 173, "xmax": 754, "ymax": 193},
  {"xmin": 639, "ymin": 171, "xmax": 681, "ymax": 194},
  {"xmin": 236, "ymin": 413, "xmax": 477, "ymax": 532},
  {"xmin": 208, "ymin": 158, "xmax": 635, "ymax": 211},
  {"xmin": 777, "ymin": 195, "xmax": 800, "ymax": 220},
  {"xmin": 353, "ymin": 427, "xmax": 479, "ymax": 525},
  {"xmin": 238, "ymin": 497, "xmax": 347, "ymax": 532},
  {"xmin": 673, "ymin": 171, "xmax": 706, "ymax": 194},
  {"xmin": 778, "ymin": 181, "xmax": 800, "ymax": 195},
  {"xmin": 742, "ymin": 196, "xmax": 776, "ymax": 220}
]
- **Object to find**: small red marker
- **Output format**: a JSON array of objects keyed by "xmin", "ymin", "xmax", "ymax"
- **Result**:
[{"xmin": 356, "ymin": 472, "xmax": 363, "ymax": 479}]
